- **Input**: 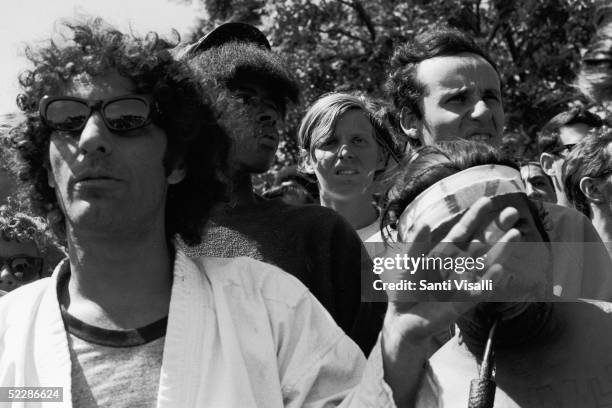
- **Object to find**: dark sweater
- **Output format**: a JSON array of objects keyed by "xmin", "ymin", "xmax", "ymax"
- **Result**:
[{"xmin": 184, "ymin": 197, "xmax": 383, "ymax": 354}]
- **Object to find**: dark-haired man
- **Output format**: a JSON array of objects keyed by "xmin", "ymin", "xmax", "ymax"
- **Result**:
[
  {"xmin": 563, "ymin": 128, "xmax": 612, "ymax": 257},
  {"xmin": 538, "ymin": 107, "xmax": 603, "ymax": 207},
  {"xmin": 519, "ymin": 161, "xmax": 556, "ymax": 203},
  {"xmin": 386, "ymin": 27, "xmax": 612, "ymax": 300},
  {"xmin": 178, "ymin": 23, "xmax": 382, "ymax": 353},
  {"xmin": 386, "ymin": 28, "xmax": 503, "ymax": 147}
]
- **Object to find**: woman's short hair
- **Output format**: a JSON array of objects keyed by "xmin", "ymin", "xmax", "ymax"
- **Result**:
[{"xmin": 297, "ymin": 92, "xmax": 399, "ymax": 176}]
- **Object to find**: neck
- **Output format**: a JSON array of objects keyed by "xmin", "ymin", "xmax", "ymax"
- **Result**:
[
  {"xmin": 553, "ymin": 183, "xmax": 572, "ymax": 207},
  {"xmin": 319, "ymin": 191, "xmax": 377, "ymax": 230},
  {"xmin": 590, "ymin": 205, "xmax": 612, "ymax": 244},
  {"xmin": 228, "ymin": 171, "xmax": 257, "ymax": 207},
  {"xmin": 61, "ymin": 218, "xmax": 173, "ymax": 328}
]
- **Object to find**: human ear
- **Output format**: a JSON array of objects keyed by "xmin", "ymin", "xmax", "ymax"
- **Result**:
[
  {"xmin": 298, "ymin": 148, "xmax": 315, "ymax": 174},
  {"xmin": 539, "ymin": 153, "xmax": 556, "ymax": 176},
  {"xmin": 167, "ymin": 160, "xmax": 186, "ymax": 185},
  {"xmin": 399, "ymin": 107, "xmax": 421, "ymax": 141},
  {"xmin": 580, "ymin": 176, "xmax": 605, "ymax": 203}
]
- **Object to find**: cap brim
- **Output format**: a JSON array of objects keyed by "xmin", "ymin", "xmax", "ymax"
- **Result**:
[{"xmin": 187, "ymin": 22, "xmax": 271, "ymax": 57}]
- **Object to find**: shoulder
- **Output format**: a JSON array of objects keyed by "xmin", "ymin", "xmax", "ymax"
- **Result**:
[
  {"xmin": 0, "ymin": 278, "xmax": 51, "ymax": 327},
  {"xmin": 541, "ymin": 202, "xmax": 601, "ymax": 242},
  {"xmin": 194, "ymin": 256, "xmax": 311, "ymax": 308}
]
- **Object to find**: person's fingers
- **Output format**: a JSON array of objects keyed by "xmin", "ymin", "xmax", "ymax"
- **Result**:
[
  {"xmin": 444, "ymin": 197, "xmax": 496, "ymax": 242},
  {"xmin": 484, "ymin": 206, "xmax": 519, "ymax": 242}
]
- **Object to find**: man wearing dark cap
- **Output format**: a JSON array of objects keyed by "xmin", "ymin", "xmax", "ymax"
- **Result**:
[{"xmin": 178, "ymin": 23, "xmax": 382, "ymax": 354}]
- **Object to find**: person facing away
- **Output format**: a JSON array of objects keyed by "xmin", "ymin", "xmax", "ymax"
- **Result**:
[
  {"xmin": 385, "ymin": 26, "xmax": 612, "ymax": 300},
  {"xmin": 563, "ymin": 127, "xmax": 612, "ymax": 258},
  {"xmin": 537, "ymin": 107, "xmax": 603, "ymax": 207},
  {"xmin": 177, "ymin": 23, "xmax": 381, "ymax": 353}
]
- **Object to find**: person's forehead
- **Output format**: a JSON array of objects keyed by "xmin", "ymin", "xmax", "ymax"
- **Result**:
[
  {"xmin": 335, "ymin": 109, "xmax": 373, "ymax": 133},
  {"xmin": 62, "ymin": 71, "xmax": 136, "ymax": 99},
  {"xmin": 558, "ymin": 123, "xmax": 591, "ymax": 145},
  {"xmin": 416, "ymin": 53, "xmax": 500, "ymax": 96}
]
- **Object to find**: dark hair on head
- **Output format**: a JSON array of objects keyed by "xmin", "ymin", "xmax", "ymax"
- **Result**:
[
  {"xmin": 537, "ymin": 106, "xmax": 604, "ymax": 154},
  {"xmin": 385, "ymin": 27, "xmax": 499, "ymax": 119},
  {"xmin": 0, "ymin": 200, "xmax": 64, "ymax": 277},
  {"xmin": 563, "ymin": 127, "xmax": 612, "ymax": 218},
  {"xmin": 382, "ymin": 140, "xmax": 549, "ymax": 241},
  {"xmin": 183, "ymin": 41, "xmax": 299, "ymax": 116},
  {"xmin": 9, "ymin": 17, "xmax": 230, "ymax": 245}
]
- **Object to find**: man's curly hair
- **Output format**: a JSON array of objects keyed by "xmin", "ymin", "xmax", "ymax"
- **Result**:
[
  {"xmin": 9, "ymin": 17, "xmax": 230, "ymax": 245},
  {"xmin": 0, "ymin": 200, "xmax": 64, "ymax": 277}
]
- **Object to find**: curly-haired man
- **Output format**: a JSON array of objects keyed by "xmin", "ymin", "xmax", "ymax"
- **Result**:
[
  {"xmin": 178, "ymin": 23, "xmax": 383, "ymax": 354},
  {"xmin": 0, "ymin": 203, "xmax": 64, "ymax": 295}
]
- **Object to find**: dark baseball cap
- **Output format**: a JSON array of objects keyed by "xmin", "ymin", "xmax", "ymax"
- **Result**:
[{"xmin": 179, "ymin": 22, "xmax": 271, "ymax": 59}]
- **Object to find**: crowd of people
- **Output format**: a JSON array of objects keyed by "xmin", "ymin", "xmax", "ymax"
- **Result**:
[{"xmin": 0, "ymin": 3, "xmax": 611, "ymax": 407}]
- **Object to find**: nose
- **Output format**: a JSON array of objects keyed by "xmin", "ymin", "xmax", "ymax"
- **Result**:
[
  {"xmin": 338, "ymin": 144, "xmax": 355, "ymax": 160},
  {"xmin": 77, "ymin": 113, "xmax": 113, "ymax": 155},
  {"xmin": 524, "ymin": 183, "xmax": 539, "ymax": 199},
  {"xmin": 256, "ymin": 104, "xmax": 279, "ymax": 126},
  {"xmin": 470, "ymin": 99, "xmax": 492, "ymax": 121}
]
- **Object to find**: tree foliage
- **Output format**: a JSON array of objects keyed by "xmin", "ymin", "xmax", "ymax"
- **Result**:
[{"xmin": 185, "ymin": 0, "xmax": 599, "ymax": 180}]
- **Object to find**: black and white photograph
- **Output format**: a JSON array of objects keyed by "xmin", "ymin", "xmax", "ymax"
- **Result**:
[{"xmin": 1, "ymin": 0, "xmax": 612, "ymax": 406}]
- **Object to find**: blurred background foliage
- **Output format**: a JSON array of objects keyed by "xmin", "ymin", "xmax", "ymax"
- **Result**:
[{"xmin": 179, "ymin": 0, "xmax": 599, "ymax": 188}]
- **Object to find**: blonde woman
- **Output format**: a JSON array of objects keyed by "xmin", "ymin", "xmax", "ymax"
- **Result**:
[{"xmin": 298, "ymin": 93, "xmax": 399, "ymax": 242}]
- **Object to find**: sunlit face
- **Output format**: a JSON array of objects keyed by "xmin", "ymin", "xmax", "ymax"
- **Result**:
[
  {"xmin": 311, "ymin": 109, "xmax": 383, "ymax": 201},
  {"xmin": 47, "ymin": 71, "xmax": 183, "ymax": 236},
  {"xmin": 549, "ymin": 123, "xmax": 592, "ymax": 191},
  {"xmin": 0, "ymin": 239, "xmax": 40, "ymax": 294},
  {"xmin": 414, "ymin": 53, "xmax": 504, "ymax": 146},
  {"xmin": 520, "ymin": 164, "xmax": 556, "ymax": 203},
  {"xmin": 220, "ymin": 79, "xmax": 283, "ymax": 174}
]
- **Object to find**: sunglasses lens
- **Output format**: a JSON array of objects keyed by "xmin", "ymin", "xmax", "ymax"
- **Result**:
[
  {"xmin": 45, "ymin": 100, "xmax": 90, "ymax": 131},
  {"xmin": 9, "ymin": 257, "xmax": 42, "ymax": 282},
  {"xmin": 104, "ymin": 98, "xmax": 150, "ymax": 131}
]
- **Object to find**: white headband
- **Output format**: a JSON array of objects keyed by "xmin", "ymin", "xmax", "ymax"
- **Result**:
[{"xmin": 398, "ymin": 164, "xmax": 525, "ymax": 241}]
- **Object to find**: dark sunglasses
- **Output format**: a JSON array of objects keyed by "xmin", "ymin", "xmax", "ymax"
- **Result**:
[
  {"xmin": 39, "ymin": 95, "xmax": 156, "ymax": 132},
  {"xmin": 1, "ymin": 255, "xmax": 43, "ymax": 282}
]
